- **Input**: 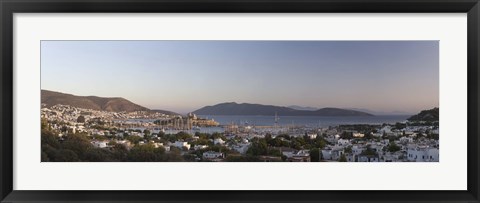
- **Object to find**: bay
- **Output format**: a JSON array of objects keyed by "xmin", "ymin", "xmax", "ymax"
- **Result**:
[{"xmin": 199, "ymin": 115, "xmax": 411, "ymax": 127}]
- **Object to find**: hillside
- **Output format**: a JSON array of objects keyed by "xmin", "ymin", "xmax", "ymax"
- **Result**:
[
  {"xmin": 192, "ymin": 102, "xmax": 373, "ymax": 116},
  {"xmin": 407, "ymin": 107, "xmax": 439, "ymax": 122},
  {"xmin": 288, "ymin": 105, "xmax": 318, "ymax": 111},
  {"xmin": 42, "ymin": 90, "xmax": 168, "ymax": 113}
]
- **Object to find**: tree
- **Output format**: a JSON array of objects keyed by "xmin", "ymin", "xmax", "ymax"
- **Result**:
[
  {"xmin": 62, "ymin": 133, "xmax": 93, "ymax": 160},
  {"xmin": 387, "ymin": 143, "xmax": 401, "ymax": 152},
  {"xmin": 361, "ymin": 146, "xmax": 378, "ymax": 156},
  {"xmin": 54, "ymin": 149, "xmax": 80, "ymax": 162},
  {"xmin": 268, "ymin": 148, "xmax": 282, "ymax": 157},
  {"xmin": 310, "ymin": 148, "xmax": 321, "ymax": 162},
  {"xmin": 246, "ymin": 139, "xmax": 268, "ymax": 156},
  {"xmin": 211, "ymin": 132, "xmax": 225, "ymax": 140},
  {"xmin": 176, "ymin": 131, "xmax": 192, "ymax": 140},
  {"xmin": 339, "ymin": 154, "xmax": 347, "ymax": 162},
  {"xmin": 126, "ymin": 135, "xmax": 143, "ymax": 144},
  {"xmin": 127, "ymin": 143, "xmax": 166, "ymax": 162},
  {"xmin": 314, "ymin": 137, "xmax": 327, "ymax": 149},
  {"xmin": 344, "ymin": 146, "xmax": 352, "ymax": 154},
  {"xmin": 41, "ymin": 129, "xmax": 60, "ymax": 148},
  {"xmin": 41, "ymin": 152, "xmax": 50, "ymax": 162},
  {"xmin": 268, "ymin": 137, "xmax": 284, "ymax": 147},
  {"xmin": 112, "ymin": 144, "xmax": 129, "ymax": 161},
  {"xmin": 143, "ymin": 129, "xmax": 152, "ymax": 140},
  {"xmin": 265, "ymin": 134, "xmax": 273, "ymax": 143},
  {"xmin": 395, "ymin": 122, "xmax": 407, "ymax": 130},
  {"xmin": 85, "ymin": 148, "xmax": 113, "ymax": 162},
  {"xmin": 41, "ymin": 145, "xmax": 57, "ymax": 162},
  {"xmin": 77, "ymin": 115, "xmax": 86, "ymax": 123},
  {"xmin": 340, "ymin": 131, "xmax": 353, "ymax": 139},
  {"xmin": 92, "ymin": 134, "xmax": 107, "ymax": 141},
  {"xmin": 41, "ymin": 118, "xmax": 49, "ymax": 130}
]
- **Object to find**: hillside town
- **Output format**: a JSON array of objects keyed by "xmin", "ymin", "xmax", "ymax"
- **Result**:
[{"xmin": 41, "ymin": 104, "xmax": 439, "ymax": 162}]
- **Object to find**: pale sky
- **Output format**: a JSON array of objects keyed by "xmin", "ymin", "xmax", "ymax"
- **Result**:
[{"xmin": 41, "ymin": 41, "xmax": 439, "ymax": 114}]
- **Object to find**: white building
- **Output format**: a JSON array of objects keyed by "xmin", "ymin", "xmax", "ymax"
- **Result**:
[
  {"xmin": 407, "ymin": 146, "xmax": 439, "ymax": 162},
  {"xmin": 213, "ymin": 138, "xmax": 225, "ymax": 145},
  {"xmin": 150, "ymin": 141, "xmax": 164, "ymax": 149},
  {"xmin": 203, "ymin": 151, "xmax": 224, "ymax": 159},
  {"xmin": 358, "ymin": 155, "xmax": 379, "ymax": 162},
  {"xmin": 399, "ymin": 136, "xmax": 414, "ymax": 143},
  {"xmin": 322, "ymin": 147, "xmax": 344, "ymax": 161},
  {"xmin": 92, "ymin": 140, "xmax": 108, "ymax": 148},
  {"xmin": 173, "ymin": 141, "xmax": 191, "ymax": 150},
  {"xmin": 337, "ymin": 139, "xmax": 350, "ymax": 146},
  {"xmin": 307, "ymin": 133, "xmax": 317, "ymax": 139},
  {"xmin": 351, "ymin": 145, "xmax": 366, "ymax": 155},
  {"xmin": 372, "ymin": 132, "xmax": 383, "ymax": 137},
  {"xmin": 281, "ymin": 148, "xmax": 297, "ymax": 158},
  {"xmin": 325, "ymin": 135, "xmax": 340, "ymax": 144},
  {"xmin": 381, "ymin": 152, "xmax": 402, "ymax": 162},
  {"xmin": 232, "ymin": 143, "xmax": 250, "ymax": 154},
  {"xmin": 380, "ymin": 126, "xmax": 392, "ymax": 134},
  {"xmin": 346, "ymin": 154, "xmax": 356, "ymax": 162},
  {"xmin": 194, "ymin": 145, "xmax": 208, "ymax": 150},
  {"xmin": 353, "ymin": 133, "xmax": 365, "ymax": 138}
]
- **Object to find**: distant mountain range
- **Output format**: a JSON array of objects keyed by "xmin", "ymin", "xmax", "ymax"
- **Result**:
[
  {"xmin": 287, "ymin": 105, "xmax": 318, "ymax": 111},
  {"xmin": 193, "ymin": 102, "xmax": 373, "ymax": 116},
  {"xmin": 41, "ymin": 90, "xmax": 178, "ymax": 115},
  {"xmin": 288, "ymin": 106, "xmax": 411, "ymax": 115},
  {"xmin": 408, "ymin": 107, "xmax": 439, "ymax": 122},
  {"xmin": 42, "ymin": 90, "xmax": 415, "ymax": 117},
  {"xmin": 348, "ymin": 108, "xmax": 411, "ymax": 116}
]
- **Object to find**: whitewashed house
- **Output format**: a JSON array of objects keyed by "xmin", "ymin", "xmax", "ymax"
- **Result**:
[
  {"xmin": 307, "ymin": 133, "xmax": 317, "ymax": 139},
  {"xmin": 232, "ymin": 143, "xmax": 250, "ymax": 154},
  {"xmin": 399, "ymin": 136, "xmax": 414, "ymax": 143},
  {"xmin": 353, "ymin": 133, "xmax": 365, "ymax": 138},
  {"xmin": 173, "ymin": 141, "xmax": 191, "ymax": 150},
  {"xmin": 213, "ymin": 138, "xmax": 226, "ymax": 145},
  {"xmin": 358, "ymin": 155, "xmax": 379, "ymax": 162},
  {"xmin": 407, "ymin": 145, "xmax": 439, "ymax": 162},
  {"xmin": 337, "ymin": 139, "xmax": 350, "ymax": 146},
  {"xmin": 321, "ymin": 148, "xmax": 333, "ymax": 160},
  {"xmin": 352, "ymin": 145, "xmax": 366, "ymax": 155},
  {"xmin": 203, "ymin": 151, "xmax": 224, "ymax": 159},
  {"xmin": 322, "ymin": 147, "xmax": 344, "ymax": 160},
  {"xmin": 372, "ymin": 132, "xmax": 383, "ymax": 138},
  {"xmin": 92, "ymin": 140, "xmax": 108, "ymax": 148},
  {"xmin": 346, "ymin": 154, "xmax": 356, "ymax": 162},
  {"xmin": 380, "ymin": 126, "xmax": 392, "ymax": 134},
  {"xmin": 194, "ymin": 145, "xmax": 208, "ymax": 150}
]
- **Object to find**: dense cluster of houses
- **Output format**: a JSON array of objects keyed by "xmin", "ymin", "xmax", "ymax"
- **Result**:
[
  {"xmin": 41, "ymin": 104, "xmax": 439, "ymax": 162},
  {"xmin": 319, "ymin": 125, "xmax": 439, "ymax": 162}
]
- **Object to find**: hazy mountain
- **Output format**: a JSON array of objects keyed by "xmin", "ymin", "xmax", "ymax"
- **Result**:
[
  {"xmin": 348, "ymin": 108, "xmax": 411, "ymax": 116},
  {"xmin": 41, "ymin": 90, "xmax": 177, "ymax": 114},
  {"xmin": 288, "ymin": 105, "xmax": 318, "ymax": 111},
  {"xmin": 193, "ymin": 102, "xmax": 373, "ymax": 116},
  {"xmin": 407, "ymin": 107, "xmax": 439, "ymax": 122}
]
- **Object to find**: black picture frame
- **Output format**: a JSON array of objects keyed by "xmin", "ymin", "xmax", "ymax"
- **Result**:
[{"xmin": 1, "ymin": 0, "xmax": 479, "ymax": 202}]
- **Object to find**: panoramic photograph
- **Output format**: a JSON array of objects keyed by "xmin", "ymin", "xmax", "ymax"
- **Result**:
[{"xmin": 40, "ymin": 40, "xmax": 439, "ymax": 162}]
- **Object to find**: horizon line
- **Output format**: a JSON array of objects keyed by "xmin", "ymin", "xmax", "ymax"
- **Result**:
[{"xmin": 40, "ymin": 89, "xmax": 430, "ymax": 115}]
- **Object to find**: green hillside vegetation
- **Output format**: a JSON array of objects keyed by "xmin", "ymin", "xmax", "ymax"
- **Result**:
[{"xmin": 41, "ymin": 119, "xmax": 183, "ymax": 162}]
